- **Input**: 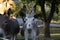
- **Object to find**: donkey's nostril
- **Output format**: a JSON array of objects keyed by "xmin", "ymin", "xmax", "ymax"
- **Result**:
[{"xmin": 29, "ymin": 24, "xmax": 30, "ymax": 26}]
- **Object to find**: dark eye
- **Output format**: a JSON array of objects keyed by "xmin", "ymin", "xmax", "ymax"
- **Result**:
[
  {"xmin": 24, "ymin": 18, "xmax": 27, "ymax": 21},
  {"xmin": 26, "ymin": 19, "xmax": 27, "ymax": 21},
  {"xmin": 33, "ymin": 19, "xmax": 34, "ymax": 21},
  {"xmin": 5, "ymin": 21, "xmax": 8, "ymax": 23},
  {"xmin": 3, "ymin": 20, "xmax": 8, "ymax": 25},
  {"xmin": 4, "ymin": 20, "xmax": 8, "ymax": 23}
]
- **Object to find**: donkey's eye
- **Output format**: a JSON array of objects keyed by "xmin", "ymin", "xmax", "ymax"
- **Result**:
[
  {"xmin": 25, "ymin": 19, "xmax": 27, "ymax": 21},
  {"xmin": 33, "ymin": 19, "xmax": 34, "ymax": 21},
  {"xmin": 24, "ymin": 19, "xmax": 27, "ymax": 22},
  {"xmin": 5, "ymin": 21, "xmax": 7, "ymax": 23},
  {"xmin": 4, "ymin": 20, "xmax": 8, "ymax": 23}
]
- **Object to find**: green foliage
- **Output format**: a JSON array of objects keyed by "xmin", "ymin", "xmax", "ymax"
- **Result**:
[
  {"xmin": 53, "ymin": 13, "xmax": 60, "ymax": 21},
  {"xmin": 12, "ymin": 0, "xmax": 60, "ymax": 21},
  {"xmin": 13, "ymin": 1, "xmax": 23, "ymax": 17},
  {"xmin": 13, "ymin": 0, "xmax": 36, "ymax": 17}
]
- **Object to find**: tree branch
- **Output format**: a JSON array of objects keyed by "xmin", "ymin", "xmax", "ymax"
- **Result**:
[
  {"xmin": 47, "ymin": 0, "xmax": 56, "ymax": 23},
  {"xmin": 40, "ymin": 0, "xmax": 47, "ymax": 22}
]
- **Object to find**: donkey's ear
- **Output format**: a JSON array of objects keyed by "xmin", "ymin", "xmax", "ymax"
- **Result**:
[
  {"xmin": 4, "ymin": 11, "xmax": 6, "ymax": 15},
  {"xmin": 34, "ymin": 5, "xmax": 36, "ymax": 12},
  {"xmin": 7, "ymin": 8, "xmax": 12, "ymax": 16},
  {"xmin": 23, "ymin": 5, "xmax": 27, "ymax": 11}
]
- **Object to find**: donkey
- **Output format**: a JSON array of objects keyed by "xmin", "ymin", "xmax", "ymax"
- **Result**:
[
  {"xmin": 5, "ymin": 18, "xmax": 20, "ymax": 40},
  {"xmin": 21, "ymin": 13, "xmax": 39, "ymax": 40},
  {"xmin": 0, "ymin": 14, "xmax": 20, "ymax": 40},
  {"xmin": 5, "ymin": 9, "xmax": 20, "ymax": 40},
  {"xmin": 20, "ymin": 4, "xmax": 40, "ymax": 40},
  {"xmin": 0, "ymin": 15, "xmax": 8, "ymax": 40},
  {"xmin": 0, "ymin": 8, "xmax": 20, "ymax": 40}
]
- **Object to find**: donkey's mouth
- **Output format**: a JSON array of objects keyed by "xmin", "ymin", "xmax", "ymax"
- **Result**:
[{"xmin": 28, "ymin": 29, "xmax": 32, "ymax": 33}]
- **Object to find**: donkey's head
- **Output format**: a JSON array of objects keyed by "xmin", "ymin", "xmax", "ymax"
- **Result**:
[
  {"xmin": 0, "ymin": 15, "xmax": 8, "ymax": 28},
  {"xmin": 25, "ymin": 15, "xmax": 35, "ymax": 30}
]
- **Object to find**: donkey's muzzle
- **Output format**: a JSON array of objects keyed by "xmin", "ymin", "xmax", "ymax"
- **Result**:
[{"xmin": 28, "ymin": 29, "xmax": 32, "ymax": 33}]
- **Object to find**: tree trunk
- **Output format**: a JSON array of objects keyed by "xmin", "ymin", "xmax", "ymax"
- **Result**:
[
  {"xmin": 44, "ymin": 21, "xmax": 50, "ymax": 38},
  {"xmin": 43, "ymin": 0, "xmax": 56, "ymax": 38}
]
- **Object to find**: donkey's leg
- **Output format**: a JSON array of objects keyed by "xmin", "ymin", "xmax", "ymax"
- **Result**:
[
  {"xmin": 12, "ymin": 35, "xmax": 16, "ymax": 40},
  {"xmin": 10, "ymin": 35, "xmax": 14, "ymax": 40},
  {"xmin": 0, "ymin": 28, "xmax": 7, "ymax": 40},
  {"xmin": 24, "ymin": 30, "xmax": 28, "ymax": 40},
  {"xmin": 31, "ymin": 30, "xmax": 36, "ymax": 40},
  {"xmin": 10, "ymin": 34, "xmax": 16, "ymax": 40},
  {"xmin": 3, "ymin": 33, "xmax": 7, "ymax": 40}
]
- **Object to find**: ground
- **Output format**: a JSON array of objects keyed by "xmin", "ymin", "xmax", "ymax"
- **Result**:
[
  {"xmin": 16, "ymin": 27, "xmax": 60, "ymax": 40},
  {"xmin": 0, "ymin": 27, "xmax": 60, "ymax": 40}
]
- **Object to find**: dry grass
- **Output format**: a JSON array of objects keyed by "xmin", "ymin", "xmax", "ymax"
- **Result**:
[
  {"xmin": 0, "ymin": 27, "xmax": 60, "ymax": 40},
  {"xmin": 51, "ymin": 20, "xmax": 60, "ymax": 24}
]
